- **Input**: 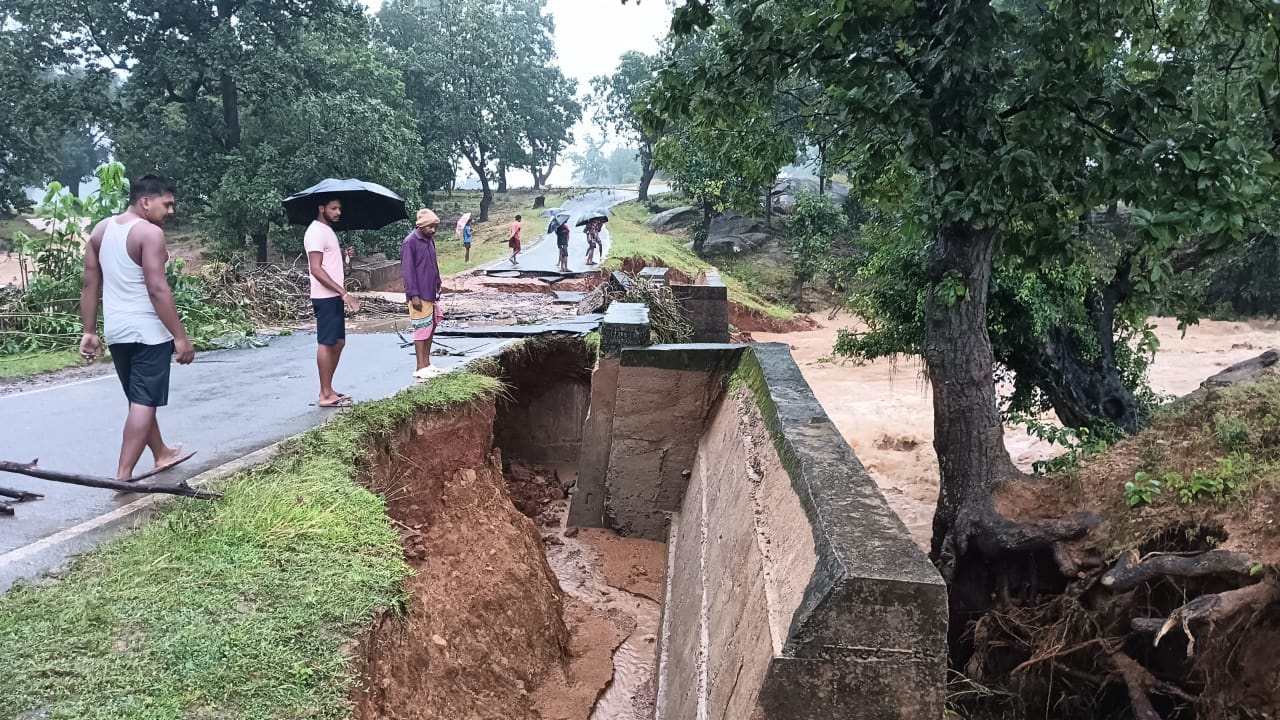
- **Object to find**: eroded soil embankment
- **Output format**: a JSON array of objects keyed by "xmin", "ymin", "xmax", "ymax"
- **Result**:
[
  {"xmin": 350, "ymin": 400, "xmax": 608, "ymax": 720},
  {"xmin": 349, "ymin": 339, "xmax": 661, "ymax": 720}
]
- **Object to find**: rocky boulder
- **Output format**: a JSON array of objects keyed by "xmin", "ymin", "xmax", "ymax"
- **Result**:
[
  {"xmin": 647, "ymin": 205, "xmax": 701, "ymax": 231},
  {"xmin": 703, "ymin": 211, "xmax": 774, "ymax": 255}
]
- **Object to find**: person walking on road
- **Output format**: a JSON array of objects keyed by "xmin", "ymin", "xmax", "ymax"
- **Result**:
[
  {"xmin": 584, "ymin": 218, "xmax": 603, "ymax": 266},
  {"xmin": 555, "ymin": 220, "xmax": 571, "ymax": 273},
  {"xmin": 78, "ymin": 174, "xmax": 194, "ymax": 480},
  {"xmin": 508, "ymin": 214, "xmax": 523, "ymax": 265},
  {"xmin": 305, "ymin": 196, "xmax": 360, "ymax": 408},
  {"xmin": 461, "ymin": 215, "xmax": 473, "ymax": 264},
  {"xmin": 402, "ymin": 209, "xmax": 445, "ymax": 380}
]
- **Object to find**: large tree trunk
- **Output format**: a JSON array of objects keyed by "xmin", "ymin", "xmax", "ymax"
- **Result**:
[
  {"xmin": 220, "ymin": 70, "xmax": 241, "ymax": 152},
  {"xmin": 253, "ymin": 230, "xmax": 268, "ymax": 264},
  {"xmin": 497, "ymin": 162, "xmax": 508, "ymax": 193},
  {"xmin": 694, "ymin": 200, "xmax": 711, "ymax": 255},
  {"xmin": 478, "ymin": 176, "xmax": 494, "ymax": 223},
  {"xmin": 55, "ymin": 173, "xmax": 82, "ymax": 199},
  {"xmin": 924, "ymin": 222, "xmax": 1100, "ymax": 661},
  {"xmin": 639, "ymin": 161, "xmax": 656, "ymax": 202},
  {"xmin": 925, "ymin": 223, "xmax": 1019, "ymax": 571}
]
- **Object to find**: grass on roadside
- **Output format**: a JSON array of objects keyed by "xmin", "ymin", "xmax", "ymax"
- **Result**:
[
  {"xmin": 0, "ymin": 349, "xmax": 88, "ymax": 378},
  {"xmin": 0, "ymin": 370, "xmax": 502, "ymax": 720},
  {"xmin": 606, "ymin": 201, "xmax": 796, "ymax": 320}
]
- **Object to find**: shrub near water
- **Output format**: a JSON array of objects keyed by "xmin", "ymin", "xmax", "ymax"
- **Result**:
[{"xmin": 0, "ymin": 370, "xmax": 501, "ymax": 720}]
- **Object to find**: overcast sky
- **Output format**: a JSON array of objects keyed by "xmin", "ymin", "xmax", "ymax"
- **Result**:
[{"xmin": 362, "ymin": 0, "xmax": 673, "ymax": 187}]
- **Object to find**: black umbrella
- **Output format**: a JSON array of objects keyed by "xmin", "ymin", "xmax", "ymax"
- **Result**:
[
  {"xmin": 575, "ymin": 209, "xmax": 611, "ymax": 227},
  {"xmin": 547, "ymin": 213, "xmax": 571, "ymax": 233},
  {"xmin": 282, "ymin": 178, "xmax": 408, "ymax": 231}
]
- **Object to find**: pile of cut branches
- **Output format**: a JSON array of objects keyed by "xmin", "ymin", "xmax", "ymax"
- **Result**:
[{"xmin": 602, "ymin": 271, "xmax": 692, "ymax": 344}]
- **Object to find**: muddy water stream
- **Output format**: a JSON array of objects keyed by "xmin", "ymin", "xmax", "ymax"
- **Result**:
[{"xmin": 541, "ymin": 499, "xmax": 662, "ymax": 720}]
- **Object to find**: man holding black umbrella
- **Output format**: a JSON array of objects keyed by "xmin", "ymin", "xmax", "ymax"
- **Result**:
[{"xmin": 305, "ymin": 196, "xmax": 360, "ymax": 408}]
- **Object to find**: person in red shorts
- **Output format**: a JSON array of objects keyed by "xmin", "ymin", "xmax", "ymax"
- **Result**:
[{"xmin": 508, "ymin": 214, "xmax": 523, "ymax": 265}]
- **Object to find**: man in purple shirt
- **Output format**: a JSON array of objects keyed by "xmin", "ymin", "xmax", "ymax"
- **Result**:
[{"xmin": 401, "ymin": 209, "xmax": 444, "ymax": 380}]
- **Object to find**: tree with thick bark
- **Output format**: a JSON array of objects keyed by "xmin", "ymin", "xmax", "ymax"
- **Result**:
[
  {"xmin": 645, "ymin": 0, "xmax": 1280, "ymax": 600},
  {"xmin": 381, "ymin": 0, "xmax": 570, "ymax": 220},
  {"xmin": 590, "ymin": 51, "xmax": 663, "ymax": 200}
]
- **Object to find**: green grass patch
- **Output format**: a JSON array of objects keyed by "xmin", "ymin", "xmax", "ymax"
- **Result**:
[
  {"xmin": 0, "ymin": 349, "xmax": 87, "ymax": 378},
  {"xmin": 0, "ymin": 370, "xmax": 502, "ymax": 720},
  {"xmin": 605, "ymin": 201, "xmax": 795, "ymax": 320}
]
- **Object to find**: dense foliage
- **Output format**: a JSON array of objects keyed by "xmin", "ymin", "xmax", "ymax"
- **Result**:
[
  {"xmin": 5, "ymin": 0, "xmax": 581, "ymax": 257},
  {"xmin": 0, "ymin": 164, "xmax": 252, "ymax": 355}
]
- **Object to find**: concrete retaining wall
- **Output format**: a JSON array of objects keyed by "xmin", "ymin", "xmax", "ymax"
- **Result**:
[
  {"xmin": 671, "ymin": 271, "xmax": 729, "ymax": 344},
  {"xmin": 571, "ymin": 340, "xmax": 947, "ymax": 718}
]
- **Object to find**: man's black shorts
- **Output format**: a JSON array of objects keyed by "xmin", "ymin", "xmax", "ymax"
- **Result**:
[
  {"xmin": 557, "ymin": 240, "xmax": 569, "ymax": 258},
  {"xmin": 313, "ymin": 296, "xmax": 346, "ymax": 346},
  {"xmin": 110, "ymin": 341, "xmax": 173, "ymax": 407}
]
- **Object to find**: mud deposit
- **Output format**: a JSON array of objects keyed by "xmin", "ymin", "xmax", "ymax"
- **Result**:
[{"xmin": 351, "ymin": 342, "xmax": 663, "ymax": 719}]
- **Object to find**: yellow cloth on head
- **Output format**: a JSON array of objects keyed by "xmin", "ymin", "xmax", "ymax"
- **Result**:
[{"xmin": 415, "ymin": 208, "xmax": 439, "ymax": 229}]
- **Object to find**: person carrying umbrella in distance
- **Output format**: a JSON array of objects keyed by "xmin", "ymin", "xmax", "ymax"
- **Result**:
[
  {"xmin": 402, "ymin": 209, "xmax": 445, "ymax": 381},
  {"xmin": 508, "ymin": 214, "xmax": 523, "ymax": 265},
  {"xmin": 578, "ymin": 208, "xmax": 609, "ymax": 266},
  {"xmin": 550, "ymin": 212, "xmax": 572, "ymax": 272},
  {"xmin": 457, "ymin": 213, "xmax": 473, "ymax": 264},
  {"xmin": 283, "ymin": 178, "xmax": 409, "ymax": 407}
]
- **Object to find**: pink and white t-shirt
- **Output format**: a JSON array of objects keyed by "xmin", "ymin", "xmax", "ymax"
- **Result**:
[{"xmin": 304, "ymin": 220, "xmax": 344, "ymax": 299}]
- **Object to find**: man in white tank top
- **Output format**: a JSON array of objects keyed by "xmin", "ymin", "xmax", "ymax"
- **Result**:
[{"xmin": 79, "ymin": 174, "xmax": 196, "ymax": 480}]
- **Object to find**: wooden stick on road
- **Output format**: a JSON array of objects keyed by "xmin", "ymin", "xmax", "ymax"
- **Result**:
[{"xmin": 0, "ymin": 453, "xmax": 221, "ymax": 501}]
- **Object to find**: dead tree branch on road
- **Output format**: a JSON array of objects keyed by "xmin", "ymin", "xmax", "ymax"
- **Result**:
[{"xmin": 0, "ymin": 453, "xmax": 220, "ymax": 507}]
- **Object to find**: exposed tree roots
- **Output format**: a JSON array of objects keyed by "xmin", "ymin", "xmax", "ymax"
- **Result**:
[
  {"xmin": 961, "ymin": 542, "xmax": 1280, "ymax": 720},
  {"xmin": 1102, "ymin": 550, "xmax": 1261, "ymax": 592},
  {"xmin": 1153, "ymin": 578, "xmax": 1280, "ymax": 658}
]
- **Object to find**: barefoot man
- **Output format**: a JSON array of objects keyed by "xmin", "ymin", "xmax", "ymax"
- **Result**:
[
  {"xmin": 306, "ymin": 196, "xmax": 360, "ymax": 407},
  {"xmin": 508, "ymin": 214, "xmax": 523, "ymax": 265},
  {"xmin": 79, "ymin": 174, "xmax": 194, "ymax": 480},
  {"xmin": 402, "ymin": 209, "xmax": 444, "ymax": 380}
]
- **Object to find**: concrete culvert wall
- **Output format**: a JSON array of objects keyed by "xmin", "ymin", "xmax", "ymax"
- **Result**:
[{"xmin": 571, "ymin": 341, "xmax": 949, "ymax": 719}]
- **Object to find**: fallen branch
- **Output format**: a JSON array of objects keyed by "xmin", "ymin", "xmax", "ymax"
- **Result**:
[
  {"xmin": 1102, "ymin": 549, "xmax": 1260, "ymax": 592},
  {"xmin": 0, "ymin": 486, "xmax": 43, "ymax": 501},
  {"xmin": 0, "ymin": 455, "xmax": 220, "ymax": 500},
  {"xmin": 1154, "ymin": 578, "xmax": 1280, "ymax": 656}
]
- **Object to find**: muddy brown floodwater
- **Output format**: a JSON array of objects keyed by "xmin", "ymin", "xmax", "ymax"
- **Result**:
[
  {"xmin": 513, "ymin": 462, "xmax": 666, "ymax": 720},
  {"xmin": 756, "ymin": 314, "xmax": 1280, "ymax": 549}
]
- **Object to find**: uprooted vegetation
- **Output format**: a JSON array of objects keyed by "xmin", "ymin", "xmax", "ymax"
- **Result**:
[{"xmin": 958, "ymin": 367, "xmax": 1280, "ymax": 720}]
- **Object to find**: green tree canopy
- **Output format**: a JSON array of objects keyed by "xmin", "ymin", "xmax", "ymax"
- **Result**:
[
  {"xmin": 647, "ymin": 0, "xmax": 1280, "ymax": 588},
  {"xmin": 379, "ymin": 0, "xmax": 579, "ymax": 220},
  {"xmin": 590, "ymin": 51, "xmax": 661, "ymax": 199}
]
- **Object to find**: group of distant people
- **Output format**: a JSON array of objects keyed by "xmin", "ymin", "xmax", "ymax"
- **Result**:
[{"xmin": 78, "ymin": 174, "xmax": 599, "ymax": 482}]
